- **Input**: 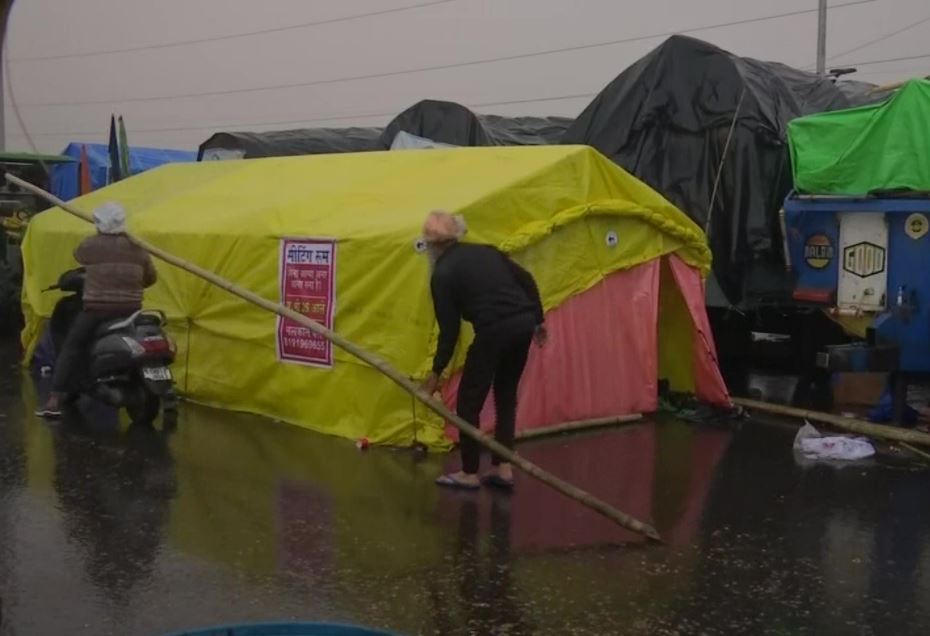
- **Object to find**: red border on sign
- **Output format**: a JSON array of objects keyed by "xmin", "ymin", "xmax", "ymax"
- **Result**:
[{"xmin": 276, "ymin": 238, "xmax": 337, "ymax": 368}]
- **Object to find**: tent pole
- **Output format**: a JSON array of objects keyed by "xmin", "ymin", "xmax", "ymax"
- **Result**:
[
  {"xmin": 6, "ymin": 173, "xmax": 662, "ymax": 543},
  {"xmin": 515, "ymin": 414, "xmax": 643, "ymax": 442}
]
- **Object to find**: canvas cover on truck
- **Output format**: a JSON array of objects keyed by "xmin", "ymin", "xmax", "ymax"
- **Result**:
[{"xmin": 789, "ymin": 79, "xmax": 930, "ymax": 195}]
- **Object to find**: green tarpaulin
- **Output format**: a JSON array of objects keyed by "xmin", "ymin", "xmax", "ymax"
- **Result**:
[{"xmin": 788, "ymin": 79, "xmax": 930, "ymax": 195}]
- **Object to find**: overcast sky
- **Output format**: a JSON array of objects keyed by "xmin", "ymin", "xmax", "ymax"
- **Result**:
[{"xmin": 3, "ymin": 0, "xmax": 928, "ymax": 153}]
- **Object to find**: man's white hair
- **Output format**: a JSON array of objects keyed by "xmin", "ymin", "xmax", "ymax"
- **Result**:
[
  {"xmin": 423, "ymin": 209, "xmax": 468, "ymax": 243},
  {"xmin": 450, "ymin": 213, "xmax": 468, "ymax": 239}
]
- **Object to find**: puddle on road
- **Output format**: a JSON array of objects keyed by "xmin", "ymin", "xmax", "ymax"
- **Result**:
[{"xmin": 2, "ymin": 359, "xmax": 929, "ymax": 635}]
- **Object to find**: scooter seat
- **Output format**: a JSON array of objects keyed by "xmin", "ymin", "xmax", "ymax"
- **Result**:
[
  {"xmin": 93, "ymin": 311, "xmax": 141, "ymax": 337},
  {"xmin": 106, "ymin": 310, "xmax": 142, "ymax": 332},
  {"xmin": 93, "ymin": 310, "xmax": 164, "ymax": 337}
]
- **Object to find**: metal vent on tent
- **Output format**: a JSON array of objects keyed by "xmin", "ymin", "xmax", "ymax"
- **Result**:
[{"xmin": 606, "ymin": 231, "xmax": 619, "ymax": 247}]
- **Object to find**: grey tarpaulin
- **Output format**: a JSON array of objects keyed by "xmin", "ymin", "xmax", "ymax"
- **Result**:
[
  {"xmin": 563, "ymin": 35, "xmax": 885, "ymax": 308},
  {"xmin": 380, "ymin": 99, "xmax": 572, "ymax": 148},
  {"xmin": 198, "ymin": 101, "xmax": 570, "ymax": 161},
  {"xmin": 198, "ymin": 127, "xmax": 385, "ymax": 160}
]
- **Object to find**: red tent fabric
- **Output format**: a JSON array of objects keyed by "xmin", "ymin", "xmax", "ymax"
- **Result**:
[{"xmin": 441, "ymin": 254, "xmax": 731, "ymax": 439}]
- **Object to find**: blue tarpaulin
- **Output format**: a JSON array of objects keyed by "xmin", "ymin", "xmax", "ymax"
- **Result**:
[{"xmin": 50, "ymin": 142, "xmax": 196, "ymax": 200}]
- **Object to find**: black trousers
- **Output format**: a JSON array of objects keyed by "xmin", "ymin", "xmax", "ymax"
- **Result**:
[
  {"xmin": 51, "ymin": 311, "xmax": 128, "ymax": 394},
  {"xmin": 457, "ymin": 313, "xmax": 535, "ymax": 474}
]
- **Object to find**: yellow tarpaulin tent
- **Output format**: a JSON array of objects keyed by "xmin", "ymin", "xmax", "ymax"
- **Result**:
[{"xmin": 22, "ymin": 145, "xmax": 711, "ymax": 448}]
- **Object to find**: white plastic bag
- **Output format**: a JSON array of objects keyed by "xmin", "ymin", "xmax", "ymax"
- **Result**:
[{"xmin": 793, "ymin": 422, "xmax": 875, "ymax": 461}]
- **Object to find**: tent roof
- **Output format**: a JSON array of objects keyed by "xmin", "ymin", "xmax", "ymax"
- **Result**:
[
  {"xmin": 35, "ymin": 145, "xmax": 708, "ymax": 267},
  {"xmin": 24, "ymin": 145, "xmax": 712, "ymax": 447},
  {"xmin": 197, "ymin": 100, "xmax": 571, "ymax": 160},
  {"xmin": 60, "ymin": 142, "xmax": 195, "ymax": 164},
  {"xmin": 197, "ymin": 127, "xmax": 384, "ymax": 159},
  {"xmin": 563, "ymin": 34, "xmax": 882, "ymax": 151},
  {"xmin": 48, "ymin": 142, "xmax": 196, "ymax": 201},
  {"xmin": 788, "ymin": 79, "xmax": 930, "ymax": 194},
  {"xmin": 561, "ymin": 35, "xmax": 886, "ymax": 307},
  {"xmin": 380, "ymin": 99, "xmax": 572, "ymax": 147}
]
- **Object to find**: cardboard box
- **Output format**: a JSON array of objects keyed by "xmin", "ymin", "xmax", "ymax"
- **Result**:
[{"xmin": 832, "ymin": 372, "xmax": 887, "ymax": 407}]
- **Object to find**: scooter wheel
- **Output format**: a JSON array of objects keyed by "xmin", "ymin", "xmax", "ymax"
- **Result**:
[
  {"xmin": 162, "ymin": 407, "xmax": 179, "ymax": 432},
  {"xmin": 127, "ymin": 391, "xmax": 161, "ymax": 426}
]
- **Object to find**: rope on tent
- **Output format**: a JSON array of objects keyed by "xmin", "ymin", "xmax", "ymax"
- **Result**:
[
  {"xmin": 705, "ymin": 87, "xmax": 746, "ymax": 243},
  {"xmin": 6, "ymin": 172, "xmax": 663, "ymax": 543}
]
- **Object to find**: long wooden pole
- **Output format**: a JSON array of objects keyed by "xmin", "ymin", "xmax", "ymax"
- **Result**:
[
  {"xmin": 868, "ymin": 76, "xmax": 929, "ymax": 95},
  {"xmin": 733, "ymin": 397, "xmax": 930, "ymax": 447},
  {"xmin": 515, "ymin": 414, "xmax": 643, "ymax": 442},
  {"xmin": 901, "ymin": 442, "xmax": 930, "ymax": 463},
  {"xmin": 8, "ymin": 174, "xmax": 661, "ymax": 542}
]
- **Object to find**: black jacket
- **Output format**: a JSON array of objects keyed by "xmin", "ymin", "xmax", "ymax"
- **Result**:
[{"xmin": 429, "ymin": 243, "xmax": 543, "ymax": 374}]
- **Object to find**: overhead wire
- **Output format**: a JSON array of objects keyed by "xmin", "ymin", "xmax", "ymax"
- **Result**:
[
  {"xmin": 9, "ymin": 0, "xmax": 459, "ymax": 62},
  {"xmin": 6, "ymin": 92, "xmax": 597, "ymax": 138},
  {"xmin": 10, "ymin": 0, "xmax": 909, "ymax": 146},
  {"xmin": 842, "ymin": 51, "xmax": 930, "ymax": 67},
  {"xmin": 826, "ymin": 14, "xmax": 930, "ymax": 61},
  {"xmin": 14, "ymin": 0, "xmax": 876, "ymax": 108},
  {"xmin": 853, "ymin": 65, "xmax": 930, "ymax": 77}
]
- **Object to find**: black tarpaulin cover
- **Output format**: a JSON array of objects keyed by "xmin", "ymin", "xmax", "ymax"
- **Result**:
[
  {"xmin": 380, "ymin": 99, "xmax": 572, "ymax": 148},
  {"xmin": 563, "ymin": 35, "xmax": 881, "ymax": 306},
  {"xmin": 197, "ymin": 127, "xmax": 384, "ymax": 160}
]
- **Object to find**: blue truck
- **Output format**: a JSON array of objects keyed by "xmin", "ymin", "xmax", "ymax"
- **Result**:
[{"xmin": 783, "ymin": 194, "xmax": 930, "ymax": 422}]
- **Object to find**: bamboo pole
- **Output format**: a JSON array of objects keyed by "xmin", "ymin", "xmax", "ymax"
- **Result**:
[
  {"xmin": 901, "ymin": 442, "xmax": 930, "ymax": 463},
  {"xmin": 515, "ymin": 414, "xmax": 643, "ymax": 442},
  {"xmin": 868, "ymin": 77, "xmax": 929, "ymax": 95},
  {"xmin": 8, "ymin": 174, "xmax": 662, "ymax": 542},
  {"xmin": 733, "ymin": 397, "xmax": 930, "ymax": 448}
]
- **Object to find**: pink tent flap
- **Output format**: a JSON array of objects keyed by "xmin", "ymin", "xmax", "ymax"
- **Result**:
[
  {"xmin": 440, "ymin": 256, "xmax": 730, "ymax": 441},
  {"xmin": 442, "ymin": 260, "xmax": 661, "ymax": 438},
  {"xmin": 668, "ymin": 255, "xmax": 732, "ymax": 406}
]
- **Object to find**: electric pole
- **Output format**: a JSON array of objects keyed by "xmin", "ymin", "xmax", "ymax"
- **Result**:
[
  {"xmin": 816, "ymin": 0, "xmax": 827, "ymax": 76},
  {"xmin": 0, "ymin": 0, "xmax": 13, "ymax": 151}
]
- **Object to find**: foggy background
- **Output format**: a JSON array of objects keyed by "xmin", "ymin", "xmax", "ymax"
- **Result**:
[{"xmin": 3, "ymin": 0, "xmax": 928, "ymax": 153}]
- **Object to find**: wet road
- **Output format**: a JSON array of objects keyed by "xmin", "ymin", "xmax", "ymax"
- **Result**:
[{"xmin": 2, "ymin": 342, "xmax": 930, "ymax": 635}]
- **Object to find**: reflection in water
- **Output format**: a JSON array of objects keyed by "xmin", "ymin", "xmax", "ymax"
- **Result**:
[
  {"xmin": 1, "ymin": 351, "xmax": 26, "ymax": 632},
  {"xmin": 670, "ymin": 426, "xmax": 930, "ymax": 635},
  {"xmin": 428, "ymin": 497, "xmax": 532, "ymax": 636},
  {"xmin": 866, "ymin": 470, "xmax": 929, "ymax": 635},
  {"xmin": 155, "ymin": 404, "xmax": 733, "ymax": 633},
  {"xmin": 4, "ymin": 364, "xmax": 930, "ymax": 634},
  {"xmin": 51, "ymin": 404, "xmax": 176, "ymax": 606}
]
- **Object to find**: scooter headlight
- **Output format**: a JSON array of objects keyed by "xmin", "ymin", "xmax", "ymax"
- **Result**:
[{"xmin": 121, "ymin": 337, "xmax": 146, "ymax": 357}]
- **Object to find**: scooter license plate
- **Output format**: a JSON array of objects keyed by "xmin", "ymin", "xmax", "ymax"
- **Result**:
[{"xmin": 143, "ymin": 367, "xmax": 172, "ymax": 382}]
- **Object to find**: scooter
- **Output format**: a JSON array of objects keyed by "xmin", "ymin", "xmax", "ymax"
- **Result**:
[{"xmin": 45, "ymin": 267, "xmax": 178, "ymax": 425}]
